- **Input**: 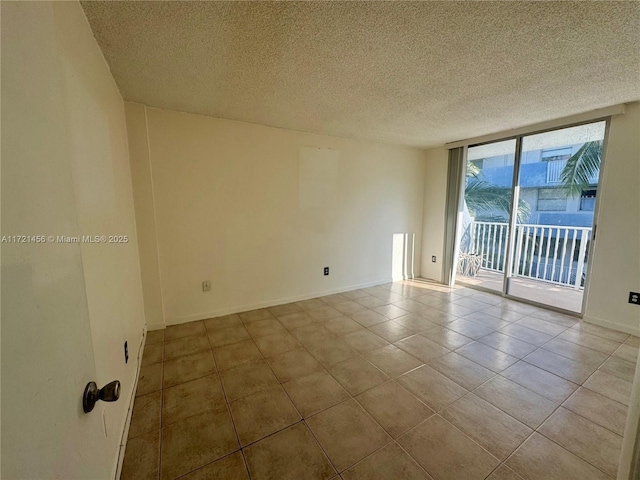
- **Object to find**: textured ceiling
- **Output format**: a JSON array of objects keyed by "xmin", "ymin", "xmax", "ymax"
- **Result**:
[{"xmin": 81, "ymin": 1, "xmax": 639, "ymax": 148}]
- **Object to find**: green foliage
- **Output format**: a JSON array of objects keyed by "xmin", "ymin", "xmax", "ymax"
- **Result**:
[{"xmin": 560, "ymin": 140, "xmax": 602, "ymax": 196}]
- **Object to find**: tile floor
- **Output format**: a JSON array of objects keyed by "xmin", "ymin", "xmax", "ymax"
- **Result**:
[{"xmin": 122, "ymin": 279, "xmax": 639, "ymax": 480}]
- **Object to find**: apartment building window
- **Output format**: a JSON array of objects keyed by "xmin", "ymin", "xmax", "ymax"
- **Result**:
[
  {"xmin": 580, "ymin": 189, "xmax": 597, "ymax": 211},
  {"xmin": 537, "ymin": 188, "xmax": 567, "ymax": 211},
  {"xmin": 541, "ymin": 146, "xmax": 573, "ymax": 162}
]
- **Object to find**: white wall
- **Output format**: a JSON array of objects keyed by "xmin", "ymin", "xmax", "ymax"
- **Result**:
[
  {"xmin": 1, "ymin": 2, "xmax": 145, "ymax": 478},
  {"xmin": 584, "ymin": 103, "xmax": 640, "ymax": 335},
  {"xmin": 420, "ymin": 147, "xmax": 448, "ymax": 282},
  {"xmin": 126, "ymin": 105, "xmax": 426, "ymax": 325}
]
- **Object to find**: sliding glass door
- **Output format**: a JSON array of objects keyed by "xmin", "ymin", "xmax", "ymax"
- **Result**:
[
  {"xmin": 455, "ymin": 120, "xmax": 607, "ymax": 314},
  {"xmin": 456, "ymin": 139, "xmax": 516, "ymax": 293}
]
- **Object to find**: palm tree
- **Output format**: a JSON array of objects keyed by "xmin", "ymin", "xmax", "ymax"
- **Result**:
[
  {"xmin": 464, "ymin": 161, "xmax": 531, "ymax": 223},
  {"xmin": 560, "ymin": 140, "xmax": 602, "ymax": 196}
]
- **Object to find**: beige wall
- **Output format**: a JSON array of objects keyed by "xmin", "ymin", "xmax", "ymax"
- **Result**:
[
  {"xmin": 1, "ymin": 2, "xmax": 145, "ymax": 478},
  {"xmin": 126, "ymin": 105, "xmax": 426, "ymax": 325},
  {"xmin": 420, "ymin": 147, "xmax": 449, "ymax": 282},
  {"xmin": 584, "ymin": 102, "xmax": 640, "ymax": 335}
]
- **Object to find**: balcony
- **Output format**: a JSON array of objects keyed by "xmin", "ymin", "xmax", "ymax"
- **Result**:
[{"xmin": 458, "ymin": 220, "xmax": 592, "ymax": 312}]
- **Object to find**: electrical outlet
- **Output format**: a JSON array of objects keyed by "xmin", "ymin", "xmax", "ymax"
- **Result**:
[
  {"xmin": 432, "ymin": 256, "xmax": 437, "ymax": 263},
  {"xmin": 124, "ymin": 341, "xmax": 128, "ymax": 364},
  {"xmin": 202, "ymin": 280, "xmax": 211, "ymax": 292},
  {"xmin": 324, "ymin": 267, "xmax": 330, "ymax": 276},
  {"xmin": 629, "ymin": 292, "xmax": 640, "ymax": 305}
]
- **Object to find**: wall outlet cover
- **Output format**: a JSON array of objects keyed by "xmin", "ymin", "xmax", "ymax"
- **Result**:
[
  {"xmin": 629, "ymin": 292, "xmax": 640, "ymax": 305},
  {"xmin": 124, "ymin": 341, "xmax": 128, "ymax": 364},
  {"xmin": 324, "ymin": 267, "xmax": 329, "ymax": 276},
  {"xmin": 202, "ymin": 280, "xmax": 211, "ymax": 292},
  {"xmin": 432, "ymin": 256, "xmax": 437, "ymax": 263}
]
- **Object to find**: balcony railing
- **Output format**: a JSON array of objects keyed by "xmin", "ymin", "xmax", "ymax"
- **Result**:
[{"xmin": 465, "ymin": 221, "xmax": 592, "ymax": 290}]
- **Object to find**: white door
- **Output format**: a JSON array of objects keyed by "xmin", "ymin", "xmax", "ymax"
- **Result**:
[{"xmin": 1, "ymin": 2, "xmax": 110, "ymax": 477}]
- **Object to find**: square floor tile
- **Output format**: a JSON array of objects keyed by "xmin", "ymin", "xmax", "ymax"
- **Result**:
[
  {"xmin": 501, "ymin": 361, "xmax": 578, "ymax": 404},
  {"xmin": 462, "ymin": 311, "xmax": 509, "ymax": 330},
  {"xmin": 474, "ymin": 376, "xmax": 557, "ymax": 429},
  {"xmin": 219, "ymin": 359, "xmax": 280, "ymax": 402},
  {"xmin": 583, "ymin": 370, "xmax": 633, "ymax": 406},
  {"xmin": 244, "ymin": 422, "xmax": 336, "ymax": 480},
  {"xmin": 269, "ymin": 302, "xmax": 303, "ymax": 317},
  {"xmin": 334, "ymin": 300, "xmax": 368, "ymax": 315},
  {"xmin": 141, "ymin": 343, "xmax": 163, "ymax": 366},
  {"xmin": 204, "ymin": 314, "xmax": 243, "ymax": 331},
  {"xmin": 342, "ymin": 329, "xmax": 389, "ymax": 352},
  {"xmin": 207, "ymin": 325, "xmax": 251, "ymax": 348},
  {"xmin": 320, "ymin": 293, "xmax": 351, "ymax": 305},
  {"xmin": 506, "ymin": 433, "xmax": 610, "ymax": 480},
  {"xmin": 427, "ymin": 352, "xmax": 495, "ymax": 390},
  {"xmin": 419, "ymin": 308, "xmax": 458, "ymax": 326},
  {"xmin": 486, "ymin": 465, "xmax": 525, "ymax": 480},
  {"xmin": 283, "ymin": 369, "xmax": 350, "ymax": 417},
  {"xmin": 613, "ymin": 344, "xmax": 639, "ymax": 363},
  {"xmin": 456, "ymin": 342, "xmax": 518, "ymax": 373},
  {"xmin": 164, "ymin": 334, "xmax": 210, "ymax": 360},
  {"xmin": 541, "ymin": 337, "xmax": 609, "ymax": 365},
  {"xmin": 266, "ymin": 348, "xmax": 323, "ymax": 382},
  {"xmin": 342, "ymin": 442, "xmax": 433, "ymax": 480},
  {"xmin": 290, "ymin": 323, "xmax": 337, "ymax": 346},
  {"xmin": 328, "ymin": 356, "xmax": 389, "ymax": 395},
  {"xmin": 368, "ymin": 320, "xmax": 415, "ymax": 342},
  {"xmin": 476, "ymin": 332, "xmax": 537, "ymax": 358},
  {"xmin": 599, "ymin": 356, "xmax": 637, "ymax": 382},
  {"xmin": 539, "ymin": 407, "xmax": 622, "ymax": 477},
  {"xmin": 397, "ymin": 415, "xmax": 499, "ymax": 480},
  {"xmin": 239, "ymin": 308, "xmax": 274, "ymax": 323},
  {"xmin": 308, "ymin": 305, "xmax": 343, "ymax": 321},
  {"xmin": 355, "ymin": 295, "xmax": 389, "ymax": 308},
  {"xmin": 121, "ymin": 430, "xmax": 160, "ymax": 480},
  {"xmin": 146, "ymin": 329, "xmax": 164, "ymax": 346},
  {"xmin": 557, "ymin": 329, "xmax": 621, "ymax": 355},
  {"xmin": 515, "ymin": 317, "xmax": 567, "ymax": 336},
  {"xmin": 245, "ymin": 318, "xmax": 285, "ymax": 338},
  {"xmin": 365, "ymin": 344, "xmax": 423, "ymax": 377},
  {"xmin": 229, "ymin": 386, "xmax": 301, "ymax": 446},
  {"xmin": 164, "ymin": 350, "xmax": 216, "ymax": 388},
  {"xmin": 165, "ymin": 321, "xmax": 206, "ymax": 341},
  {"xmin": 161, "ymin": 409, "xmax": 238, "ymax": 480},
  {"xmin": 393, "ymin": 313, "xmax": 438, "ymax": 332},
  {"xmin": 446, "ymin": 319, "xmax": 495, "ymax": 340},
  {"xmin": 499, "ymin": 324, "xmax": 553, "ymax": 347},
  {"xmin": 563, "ymin": 387, "xmax": 628, "ymax": 435},
  {"xmin": 277, "ymin": 311, "xmax": 316, "ymax": 329},
  {"xmin": 306, "ymin": 398, "xmax": 392, "ymax": 472},
  {"xmin": 420, "ymin": 326, "xmax": 473, "ymax": 350},
  {"xmin": 213, "ymin": 339, "xmax": 263, "ymax": 371},
  {"xmin": 571, "ymin": 322, "xmax": 629, "ymax": 343},
  {"xmin": 324, "ymin": 316, "xmax": 364, "ymax": 336},
  {"xmin": 306, "ymin": 338, "xmax": 358, "ymax": 367},
  {"xmin": 349, "ymin": 310, "xmax": 389, "ymax": 327},
  {"xmin": 372, "ymin": 304, "xmax": 410, "ymax": 320},
  {"xmin": 397, "ymin": 365, "xmax": 467, "ymax": 411},
  {"xmin": 356, "ymin": 381, "xmax": 433, "ymax": 438},
  {"xmin": 137, "ymin": 362, "xmax": 163, "ymax": 396},
  {"xmin": 296, "ymin": 298, "xmax": 325, "ymax": 310},
  {"xmin": 394, "ymin": 335, "xmax": 450, "ymax": 363},
  {"xmin": 254, "ymin": 330, "xmax": 301, "ymax": 357},
  {"xmin": 523, "ymin": 349, "xmax": 597, "ymax": 384},
  {"xmin": 441, "ymin": 393, "xmax": 532, "ymax": 460},
  {"xmin": 163, "ymin": 374, "xmax": 226, "ymax": 426},
  {"xmin": 180, "ymin": 451, "xmax": 249, "ymax": 480},
  {"xmin": 128, "ymin": 391, "xmax": 161, "ymax": 439}
]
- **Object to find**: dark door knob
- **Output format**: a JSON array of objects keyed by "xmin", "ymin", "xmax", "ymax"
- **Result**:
[{"xmin": 83, "ymin": 380, "xmax": 121, "ymax": 413}]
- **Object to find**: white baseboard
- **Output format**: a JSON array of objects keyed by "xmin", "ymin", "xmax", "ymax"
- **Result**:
[
  {"xmin": 583, "ymin": 315, "xmax": 640, "ymax": 336},
  {"xmin": 114, "ymin": 325, "xmax": 147, "ymax": 480},
  {"xmin": 166, "ymin": 277, "xmax": 396, "ymax": 326}
]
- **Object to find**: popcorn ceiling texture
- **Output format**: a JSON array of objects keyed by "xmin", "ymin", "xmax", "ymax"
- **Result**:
[{"xmin": 81, "ymin": 1, "xmax": 639, "ymax": 148}]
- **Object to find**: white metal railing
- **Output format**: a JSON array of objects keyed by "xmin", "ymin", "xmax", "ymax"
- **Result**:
[
  {"xmin": 546, "ymin": 159, "xmax": 598, "ymax": 185},
  {"xmin": 466, "ymin": 221, "xmax": 592, "ymax": 290},
  {"xmin": 546, "ymin": 159, "xmax": 566, "ymax": 183}
]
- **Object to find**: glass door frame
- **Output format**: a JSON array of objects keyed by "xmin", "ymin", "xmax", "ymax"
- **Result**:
[{"xmin": 454, "ymin": 116, "xmax": 611, "ymax": 317}]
